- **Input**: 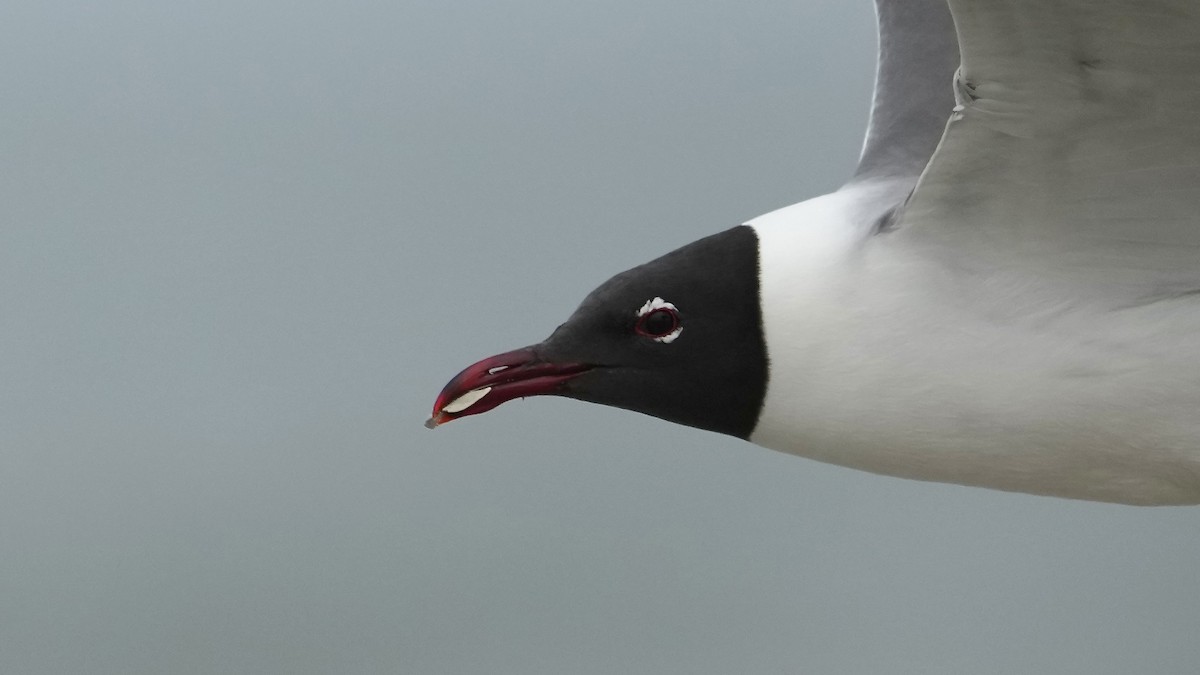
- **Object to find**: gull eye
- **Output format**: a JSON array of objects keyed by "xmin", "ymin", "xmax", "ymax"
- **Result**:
[
  {"xmin": 639, "ymin": 308, "xmax": 677, "ymax": 336},
  {"xmin": 634, "ymin": 297, "xmax": 683, "ymax": 343}
]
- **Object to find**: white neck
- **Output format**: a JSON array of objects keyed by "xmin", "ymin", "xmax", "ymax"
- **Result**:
[{"xmin": 746, "ymin": 184, "xmax": 1200, "ymax": 505}]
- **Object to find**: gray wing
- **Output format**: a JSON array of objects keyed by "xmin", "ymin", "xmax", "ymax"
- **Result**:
[
  {"xmin": 851, "ymin": 0, "xmax": 960, "ymax": 183},
  {"xmin": 897, "ymin": 0, "xmax": 1200, "ymax": 295}
]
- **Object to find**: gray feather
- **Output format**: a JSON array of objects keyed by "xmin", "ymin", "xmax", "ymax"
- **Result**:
[{"xmin": 851, "ymin": 0, "xmax": 960, "ymax": 183}]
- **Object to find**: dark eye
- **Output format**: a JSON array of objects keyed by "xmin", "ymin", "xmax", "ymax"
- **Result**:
[
  {"xmin": 636, "ymin": 308, "xmax": 679, "ymax": 338},
  {"xmin": 634, "ymin": 297, "xmax": 683, "ymax": 343}
]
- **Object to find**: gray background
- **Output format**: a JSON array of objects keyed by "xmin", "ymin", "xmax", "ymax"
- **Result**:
[{"xmin": 4, "ymin": 1, "xmax": 1199, "ymax": 673}]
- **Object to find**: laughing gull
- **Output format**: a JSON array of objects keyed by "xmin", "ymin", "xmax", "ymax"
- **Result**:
[{"xmin": 428, "ymin": 0, "xmax": 1200, "ymax": 505}]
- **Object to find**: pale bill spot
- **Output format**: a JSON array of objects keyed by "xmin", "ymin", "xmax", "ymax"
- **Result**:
[{"xmin": 441, "ymin": 387, "xmax": 493, "ymax": 414}]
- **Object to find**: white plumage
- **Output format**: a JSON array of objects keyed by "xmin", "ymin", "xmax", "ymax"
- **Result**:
[{"xmin": 749, "ymin": 0, "xmax": 1200, "ymax": 504}]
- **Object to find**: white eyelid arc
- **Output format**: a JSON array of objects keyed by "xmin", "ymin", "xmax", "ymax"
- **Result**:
[
  {"xmin": 655, "ymin": 327, "xmax": 682, "ymax": 344},
  {"xmin": 635, "ymin": 297, "xmax": 683, "ymax": 343},
  {"xmin": 636, "ymin": 297, "xmax": 677, "ymax": 317}
]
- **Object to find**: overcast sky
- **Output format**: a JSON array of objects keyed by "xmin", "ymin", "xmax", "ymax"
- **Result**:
[{"xmin": 3, "ymin": 1, "xmax": 1199, "ymax": 673}]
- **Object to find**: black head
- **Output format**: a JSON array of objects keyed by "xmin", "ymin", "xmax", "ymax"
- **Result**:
[{"xmin": 428, "ymin": 225, "xmax": 768, "ymax": 439}]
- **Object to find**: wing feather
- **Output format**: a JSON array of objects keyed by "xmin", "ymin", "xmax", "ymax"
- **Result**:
[
  {"xmin": 851, "ymin": 0, "xmax": 959, "ymax": 183},
  {"xmin": 897, "ymin": 0, "xmax": 1200, "ymax": 293}
]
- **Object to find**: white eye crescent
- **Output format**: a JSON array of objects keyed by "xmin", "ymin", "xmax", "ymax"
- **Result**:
[{"xmin": 635, "ymin": 297, "xmax": 683, "ymax": 343}]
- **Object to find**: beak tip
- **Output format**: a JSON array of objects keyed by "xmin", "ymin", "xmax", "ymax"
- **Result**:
[{"xmin": 424, "ymin": 414, "xmax": 443, "ymax": 429}]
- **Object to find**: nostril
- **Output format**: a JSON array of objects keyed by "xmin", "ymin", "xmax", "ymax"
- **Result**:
[{"xmin": 487, "ymin": 365, "xmax": 510, "ymax": 375}]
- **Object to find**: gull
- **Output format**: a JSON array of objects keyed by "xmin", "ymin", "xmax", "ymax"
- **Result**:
[{"xmin": 428, "ymin": 0, "xmax": 1200, "ymax": 505}]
